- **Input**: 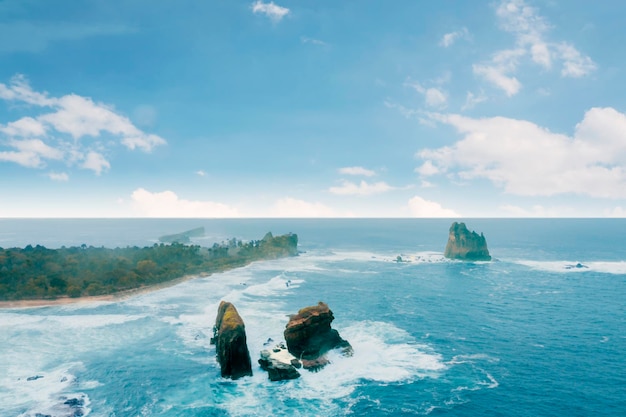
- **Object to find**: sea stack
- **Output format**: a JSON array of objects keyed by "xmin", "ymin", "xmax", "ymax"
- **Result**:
[
  {"xmin": 444, "ymin": 222, "xmax": 491, "ymax": 261},
  {"xmin": 212, "ymin": 301, "xmax": 253, "ymax": 379},
  {"xmin": 284, "ymin": 302, "xmax": 352, "ymax": 371}
]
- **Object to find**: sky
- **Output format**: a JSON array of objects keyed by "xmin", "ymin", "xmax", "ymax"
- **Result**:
[{"xmin": 1, "ymin": 0, "xmax": 626, "ymax": 218}]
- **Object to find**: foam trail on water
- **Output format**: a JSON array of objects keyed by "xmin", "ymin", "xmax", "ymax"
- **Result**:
[
  {"xmin": 515, "ymin": 260, "xmax": 626, "ymax": 274},
  {"xmin": 0, "ymin": 363, "xmax": 92, "ymax": 417},
  {"xmin": 242, "ymin": 274, "xmax": 304, "ymax": 297},
  {"xmin": 214, "ymin": 320, "xmax": 446, "ymax": 417}
]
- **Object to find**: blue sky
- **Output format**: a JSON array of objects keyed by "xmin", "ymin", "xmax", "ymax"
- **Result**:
[{"xmin": 1, "ymin": 0, "xmax": 626, "ymax": 217}]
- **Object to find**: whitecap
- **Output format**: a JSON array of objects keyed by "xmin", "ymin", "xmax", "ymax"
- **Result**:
[
  {"xmin": 242, "ymin": 274, "xmax": 304, "ymax": 297},
  {"xmin": 515, "ymin": 259, "xmax": 626, "ymax": 274},
  {"xmin": 447, "ymin": 353, "xmax": 499, "ymax": 365},
  {"xmin": 0, "ymin": 363, "xmax": 92, "ymax": 417}
]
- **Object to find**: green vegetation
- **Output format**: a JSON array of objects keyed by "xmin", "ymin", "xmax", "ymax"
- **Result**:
[{"xmin": 0, "ymin": 232, "xmax": 298, "ymax": 301}]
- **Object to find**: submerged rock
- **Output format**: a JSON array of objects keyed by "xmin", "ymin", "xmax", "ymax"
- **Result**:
[
  {"xmin": 284, "ymin": 302, "xmax": 352, "ymax": 370},
  {"xmin": 444, "ymin": 222, "xmax": 491, "ymax": 261},
  {"xmin": 258, "ymin": 342, "xmax": 301, "ymax": 381},
  {"xmin": 212, "ymin": 301, "xmax": 253, "ymax": 379}
]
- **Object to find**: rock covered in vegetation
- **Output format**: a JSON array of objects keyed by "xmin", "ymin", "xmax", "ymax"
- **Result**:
[
  {"xmin": 284, "ymin": 302, "xmax": 352, "ymax": 370},
  {"xmin": 212, "ymin": 301, "xmax": 253, "ymax": 379},
  {"xmin": 258, "ymin": 342, "xmax": 301, "ymax": 381},
  {"xmin": 258, "ymin": 232, "xmax": 299, "ymax": 258},
  {"xmin": 444, "ymin": 222, "xmax": 491, "ymax": 261}
]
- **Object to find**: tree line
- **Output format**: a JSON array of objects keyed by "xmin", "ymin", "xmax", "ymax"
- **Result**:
[{"xmin": 0, "ymin": 232, "xmax": 297, "ymax": 301}]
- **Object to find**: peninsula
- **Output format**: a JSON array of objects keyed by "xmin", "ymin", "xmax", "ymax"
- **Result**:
[{"xmin": 0, "ymin": 232, "xmax": 298, "ymax": 303}]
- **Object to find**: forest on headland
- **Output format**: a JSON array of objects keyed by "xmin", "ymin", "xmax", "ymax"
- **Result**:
[{"xmin": 0, "ymin": 232, "xmax": 298, "ymax": 301}]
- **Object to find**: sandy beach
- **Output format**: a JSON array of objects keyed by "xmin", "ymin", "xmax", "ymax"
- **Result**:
[{"xmin": 0, "ymin": 271, "xmax": 211, "ymax": 309}]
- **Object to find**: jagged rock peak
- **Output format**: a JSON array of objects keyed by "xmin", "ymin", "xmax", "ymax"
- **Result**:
[
  {"xmin": 212, "ymin": 301, "xmax": 253, "ymax": 380},
  {"xmin": 444, "ymin": 222, "xmax": 491, "ymax": 261}
]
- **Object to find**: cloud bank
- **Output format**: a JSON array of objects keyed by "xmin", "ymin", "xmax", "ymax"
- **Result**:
[
  {"xmin": 131, "ymin": 188, "xmax": 239, "ymax": 217},
  {"xmin": 0, "ymin": 74, "xmax": 165, "ymax": 174},
  {"xmin": 417, "ymin": 107, "xmax": 626, "ymax": 198}
]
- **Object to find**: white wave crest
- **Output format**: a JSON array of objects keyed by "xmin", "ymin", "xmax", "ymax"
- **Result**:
[
  {"xmin": 516, "ymin": 260, "xmax": 626, "ymax": 274},
  {"xmin": 0, "ymin": 363, "xmax": 92, "ymax": 417},
  {"xmin": 242, "ymin": 274, "xmax": 304, "ymax": 297},
  {"xmin": 211, "ymin": 320, "xmax": 445, "ymax": 417}
]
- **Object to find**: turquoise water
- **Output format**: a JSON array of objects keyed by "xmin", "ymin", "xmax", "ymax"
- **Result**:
[{"xmin": 1, "ymin": 219, "xmax": 625, "ymax": 416}]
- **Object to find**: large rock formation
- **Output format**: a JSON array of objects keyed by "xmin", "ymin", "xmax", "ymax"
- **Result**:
[
  {"xmin": 211, "ymin": 301, "xmax": 253, "ymax": 379},
  {"xmin": 258, "ymin": 232, "xmax": 299, "ymax": 258},
  {"xmin": 444, "ymin": 222, "xmax": 491, "ymax": 261},
  {"xmin": 284, "ymin": 302, "xmax": 352, "ymax": 370},
  {"xmin": 258, "ymin": 342, "xmax": 302, "ymax": 381}
]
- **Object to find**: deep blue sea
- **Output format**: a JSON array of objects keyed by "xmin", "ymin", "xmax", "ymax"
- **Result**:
[{"xmin": 1, "ymin": 219, "xmax": 625, "ymax": 416}]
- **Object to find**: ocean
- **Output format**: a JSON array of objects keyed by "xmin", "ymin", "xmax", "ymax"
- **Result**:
[{"xmin": 0, "ymin": 219, "xmax": 625, "ymax": 416}]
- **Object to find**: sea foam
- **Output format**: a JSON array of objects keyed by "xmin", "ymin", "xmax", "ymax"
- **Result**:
[{"xmin": 516, "ymin": 260, "xmax": 626, "ymax": 274}]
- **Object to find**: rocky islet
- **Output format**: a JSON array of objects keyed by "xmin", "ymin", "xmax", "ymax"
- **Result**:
[{"xmin": 212, "ymin": 301, "xmax": 352, "ymax": 381}]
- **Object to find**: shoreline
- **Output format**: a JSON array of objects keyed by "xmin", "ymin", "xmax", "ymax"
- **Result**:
[{"xmin": 0, "ymin": 270, "xmax": 213, "ymax": 309}]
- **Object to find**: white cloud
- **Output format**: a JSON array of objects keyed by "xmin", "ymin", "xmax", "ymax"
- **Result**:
[
  {"xmin": 47, "ymin": 172, "xmax": 69, "ymax": 181},
  {"xmin": 0, "ymin": 74, "xmax": 53, "ymax": 105},
  {"xmin": 252, "ymin": 1, "xmax": 289, "ymax": 22},
  {"xmin": 557, "ymin": 42, "xmax": 597, "ymax": 77},
  {"xmin": 407, "ymin": 82, "xmax": 448, "ymax": 109},
  {"xmin": 0, "ymin": 117, "xmax": 46, "ymax": 137},
  {"xmin": 38, "ymin": 94, "xmax": 166, "ymax": 152},
  {"xmin": 384, "ymin": 101, "xmax": 420, "ymax": 119},
  {"xmin": 0, "ymin": 150, "xmax": 42, "ymax": 168},
  {"xmin": 462, "ymin": 91, "xmax": 488, "ymax": 110},
  {"xmin": 0, "ymin": 74, "xmax": 166, "ymax": 175},
  {"xmin": 439, "ymin": 28, "xmax": 469, "ymax": 48},
  {"xmin": 475, "ymin": 0, "xmax": 595, "ymax": 94},
  {"xmin": 473, "ymin": 64, "xmax": 522, "ymax": 96},
  {"xmin": 121, "ymin": 134, "xmax": 166, "ymax": 152},
  {"xmin": 272, "ymin": 197, "xmax": 336, "ymax": 217},
  {"xmin": 338, "ymin": 166, "xmax": 376, "ymax": 177},
  {"xmin": 11, "ymin": 138, "xmax": 64, "ymax": 160},
  {"xmin": 418, "ymin": 107, "xmax": 626, "ymax": 198},
  {"xmin": 131, "ymin": 188, "xmax": 239, "ymax": 218},
  {"xmin": 82, "ymin": 151, "xmax": 110, "ymax": 175},
  {"xmin": 408, "ymin": 196, "xmax": 460, "ymax": 217},
  {"xmin": 415, "ymin": 160, "xmax": 440, "ymax": 176},
  {"xmin": 301, "ymin": 37, "xmax": 327, "ymax": 46},
  {"xmin": 425, "ymin": 88, "xmax": 448, "ymax": 108},
  {"xmin": 0, "ymin": 138, "xmax": 64, "ymax": 168},
  {"xmin": 329, "ymin": 180, "xmax": 395, "ymax": 196},
  {"xmin": 605, "ymin": 207, "xmax": 626, "ymax": 218},
  {"xmin": 196, "ymin": 170, "xmax": 207, "ymax": 177}
]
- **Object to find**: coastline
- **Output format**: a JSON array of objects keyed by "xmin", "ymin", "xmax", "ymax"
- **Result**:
[{"xmin": 0, "ymin": 270, "xmax": 212, "ymax": 309}]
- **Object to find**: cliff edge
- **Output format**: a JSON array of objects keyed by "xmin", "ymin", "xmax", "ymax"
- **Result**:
[{"xmin": 444, "ymin": 222, "xmax": 491, "ymax": 261}]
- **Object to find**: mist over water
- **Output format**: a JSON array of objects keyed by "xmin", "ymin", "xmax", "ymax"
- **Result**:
[{"xmin": 1, "ymin": 219, "xmax": 625, "ymax": 416}]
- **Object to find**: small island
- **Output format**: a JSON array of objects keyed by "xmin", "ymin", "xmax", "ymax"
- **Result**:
[
  {"xmin": 159, "ymin": 227, "xmax": 206, "ymax": 244},
  {"xmin": 444, "ymin": 222, "xmax": 491, "ymax": 261},
  {"xmin": 0, "ymin": 232, "xmax": 298, "ymax": 302}
]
